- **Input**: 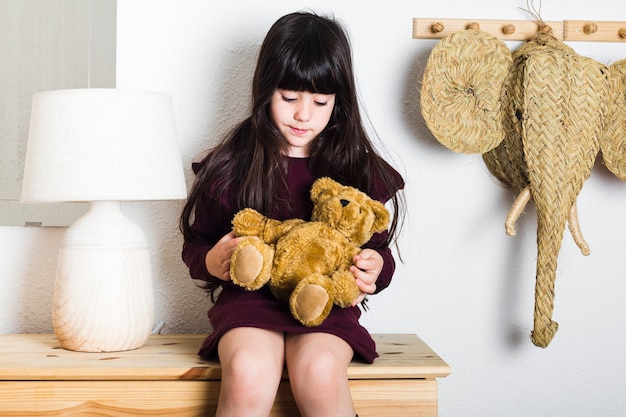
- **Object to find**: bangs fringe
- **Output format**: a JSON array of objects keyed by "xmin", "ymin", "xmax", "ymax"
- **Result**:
[{"xmin": 277, "ymin": 42, "xmax": 339, "ymax": 94}]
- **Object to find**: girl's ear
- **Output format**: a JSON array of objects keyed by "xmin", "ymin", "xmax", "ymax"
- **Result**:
[{"xmin": 310, "ymin": 177, "xmax": 338, "ymax": 203}]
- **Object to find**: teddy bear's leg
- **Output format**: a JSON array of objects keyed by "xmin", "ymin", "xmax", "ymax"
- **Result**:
[
  {"xmin": 230, "ymin": 237, "xmax": 274, "ymax": 290},
  {"xmin": 289, "ymin": 273, "xmax": 334, "ymax": 327},
  {"xmin": 331, "ymin": 270, "xmax": 361, "ymax": 308}
]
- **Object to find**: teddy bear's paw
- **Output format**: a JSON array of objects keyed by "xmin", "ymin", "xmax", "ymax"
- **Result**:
[
  {"xmin": 331, "ymin": 270, "xmax": 362, "ymax": 307},
  {"xmin": 292, "ymin": 284, "xmax": 331, "ymax": 326},
  {"xmin": 290, "ymin": 275, "xmax": 334, "ymax": 327},
  {"xmin": 232, "ymin": 245, "xmax": 263, "ymax": 285},
  {"xmin": 230, "ymin": 238, "xmax": 274, "ymax": 290}
]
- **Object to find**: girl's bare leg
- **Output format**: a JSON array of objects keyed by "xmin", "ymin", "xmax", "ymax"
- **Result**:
[
  {"xmin": 216, "ymin": 327, "xmax": 285, "ymax": 417},
  {"xmin": 285, "ymin": 332, "xmax": 356, "ymax": 417}
]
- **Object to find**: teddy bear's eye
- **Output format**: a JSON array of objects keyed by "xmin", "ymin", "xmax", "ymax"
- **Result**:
[{"xmin": 340, "ymin": 199, "xmax": 349, "ymax": 207}]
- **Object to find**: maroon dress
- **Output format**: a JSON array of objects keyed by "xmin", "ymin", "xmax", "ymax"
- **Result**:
[{"xmin": 182, "ymin": 157, "xmax": 401, "ymax": 363}]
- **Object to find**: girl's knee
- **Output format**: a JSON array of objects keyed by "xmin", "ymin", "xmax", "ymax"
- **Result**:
[
  {"xmin": 286, "ymin": 333, "xmax": 352, "ymax": 376},
  {"xmin": 306, "ymin": 349, "xmax": 348, "ymax": 378},
  {"xmin": 218, "ymin": 328, "xmax": 284, "ymax": 389},
  {"xmin": 222, "ymin": 348, "xmax": 284, "ymax": 391},
  {"xmin": 217, "ymin": 332, "xmax": 285, "ymax": 415},
  {"xmin": 289, "ymin": 350, "xmax": 350, "ymax": 399},
  {"xmin": 287, "ymin": 354, "xmax": 354, "ymax": 416}
]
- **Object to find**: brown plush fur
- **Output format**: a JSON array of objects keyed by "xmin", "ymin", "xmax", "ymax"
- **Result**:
[{"xmin": 230, "ymin": 177, "xmax": 390, "ymax": 326}]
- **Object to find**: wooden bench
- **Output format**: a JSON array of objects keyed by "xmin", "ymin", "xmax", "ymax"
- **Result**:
[{"xmin": 0, "ymin": 333, "xmax": 450, "ymax": 416}]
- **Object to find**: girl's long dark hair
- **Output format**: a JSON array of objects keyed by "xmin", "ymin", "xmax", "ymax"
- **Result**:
[{"xmin": 180, "ymin": 12, "xmax": 404, "ymax": 247}]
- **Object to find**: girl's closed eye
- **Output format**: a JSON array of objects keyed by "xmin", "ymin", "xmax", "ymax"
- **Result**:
[
  {"xmin": 279, "ymin": 91, "xmax": 331, "ymax": 106},
  {"xmin": 313, "ymin": 93, "xmax": 333, "ymax": 107}
]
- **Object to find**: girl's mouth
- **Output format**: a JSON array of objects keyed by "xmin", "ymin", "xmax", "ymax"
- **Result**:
[{"xmin": 290, "ymin": 126, "xmax": 308, "ymax": 136}]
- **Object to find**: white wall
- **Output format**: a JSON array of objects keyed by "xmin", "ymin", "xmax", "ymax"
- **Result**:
[
  {"xmin": 2, "ymin": 1, "xmax": 626, "ymax": 416},
  {"xmin": 0, "ymin": 0, "xmax": 115, "ymax": 226}
]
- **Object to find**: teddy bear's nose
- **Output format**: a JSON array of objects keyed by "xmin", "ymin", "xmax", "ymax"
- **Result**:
[{"xmin": 340, "ymin": 199, "xmax": 350, "ymax": 207}]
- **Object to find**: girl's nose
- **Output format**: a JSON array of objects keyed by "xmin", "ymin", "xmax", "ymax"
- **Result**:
[{"xmin": 295, "ymin": 102, "xmax": 311, "ymax": 122}]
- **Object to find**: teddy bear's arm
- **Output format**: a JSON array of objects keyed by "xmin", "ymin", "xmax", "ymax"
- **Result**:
[
  {"xmin": 232, "ymin": 208, "xmax": 305, "ymax": 244},
  {"xmin": 260, "ymin": 218, "xmax": 307, "ymax": 243}
]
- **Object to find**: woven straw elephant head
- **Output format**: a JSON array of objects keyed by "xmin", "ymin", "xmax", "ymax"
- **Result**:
[{"xmin": 420, "ymin": 28, "xmax": 626, "ymax": 348}]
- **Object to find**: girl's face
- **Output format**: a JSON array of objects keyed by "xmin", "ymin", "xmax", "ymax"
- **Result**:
[{"xmin": 270, "ymin": 89, "xmax": 335, "ymax": 157}]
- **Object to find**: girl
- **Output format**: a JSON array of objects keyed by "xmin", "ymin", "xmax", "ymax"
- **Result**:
[{"xmin": 180, "ymin": 11, "xmax": 404, "ymax": 417}]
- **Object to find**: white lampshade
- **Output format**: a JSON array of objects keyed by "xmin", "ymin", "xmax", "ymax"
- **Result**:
[
  {"xmin": 20, "ymin": 88, "xmax": 187, "ymax": 353},
  {"xmin": 21, "ymin": 88, "xmax": 186, "ymax": 202}
]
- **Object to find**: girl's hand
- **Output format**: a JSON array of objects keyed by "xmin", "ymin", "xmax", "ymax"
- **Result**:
[
  {"xmin": 205, "ymin": 232, "xmax": 241, "ymax": 281},
  {"xmin": 349, "ymin": 248, "xmax": 384, "ymax": 306}
]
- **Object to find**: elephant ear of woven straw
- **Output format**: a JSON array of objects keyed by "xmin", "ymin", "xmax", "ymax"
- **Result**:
[
  {"xmin": 483, "ymin": 37, "xmax": 540, "ymax": 191},
  {"xmin": 601, "ymin": 58, "xmax": 626, "ymax": 181},
  {"xmin": 420, "ymin": 29, "xmax": 512, "ymax": 154}
]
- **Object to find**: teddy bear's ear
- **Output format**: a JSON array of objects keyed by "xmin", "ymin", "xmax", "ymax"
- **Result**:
[
  {"xmin": 310, "ymin": 177, "xmax": 338, "ymax": 203},
  {"xmin": 369, "ymin": 200, "xmax": 390, "ymax": 233}
]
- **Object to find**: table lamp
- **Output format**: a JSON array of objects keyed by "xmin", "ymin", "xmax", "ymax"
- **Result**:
[{"xmin": 20, "ymin": 88, "xmax": 187, "ymax": 352}]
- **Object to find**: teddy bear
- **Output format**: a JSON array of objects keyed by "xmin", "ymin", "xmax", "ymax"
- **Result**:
[{"xmin": 229, "ymin": 177, "xmax": 390, "ymax": 327}]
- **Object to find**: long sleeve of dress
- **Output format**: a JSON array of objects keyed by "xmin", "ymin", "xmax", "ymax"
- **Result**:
[
  {"xmin": 365, "ymin": 231, "xmax": 395, "ymax": 294},
  {"xmin": 182, "ymin": 162, "xmax": 236, "ymax": 288},
  {"xmin": 182, "ymin": 196, "xmax": 234, "ymax": 289},
  {"xmin": 182, "ymin": 239, "xmax": 214, "ymax": 282}
]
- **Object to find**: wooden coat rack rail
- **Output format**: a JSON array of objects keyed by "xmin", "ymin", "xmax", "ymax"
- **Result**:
[{"xmin": 413, "ymin": 18, "xmax": 626, "ymax": 42}]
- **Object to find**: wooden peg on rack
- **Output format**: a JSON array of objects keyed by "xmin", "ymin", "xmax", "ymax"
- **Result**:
[
  {"xmin": 413, "ymin": 18, "xmax": 563, "ymax": 41},
  {"xmin": 539, "ymin": 24, "xmax": 554, "ymax": 35},
  {"xmin": 502, "ymin": 24, "xmax": 516, "ymax": 35},
  {"xmin": 583, "ymin": 23, "xmax": 598, "ymax": 34},
  {"xmin": 563, "ymin": 20, "xmax": 626, "ymax": 42},
  {"xmin": 431, "ymin": 22, "xmax": 445, "ymax": 33}
]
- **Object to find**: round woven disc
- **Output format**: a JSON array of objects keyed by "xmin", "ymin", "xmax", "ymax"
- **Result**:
[{"xmin": 420, "ymin": 29, "xmax": 512, "ymax": 154}]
